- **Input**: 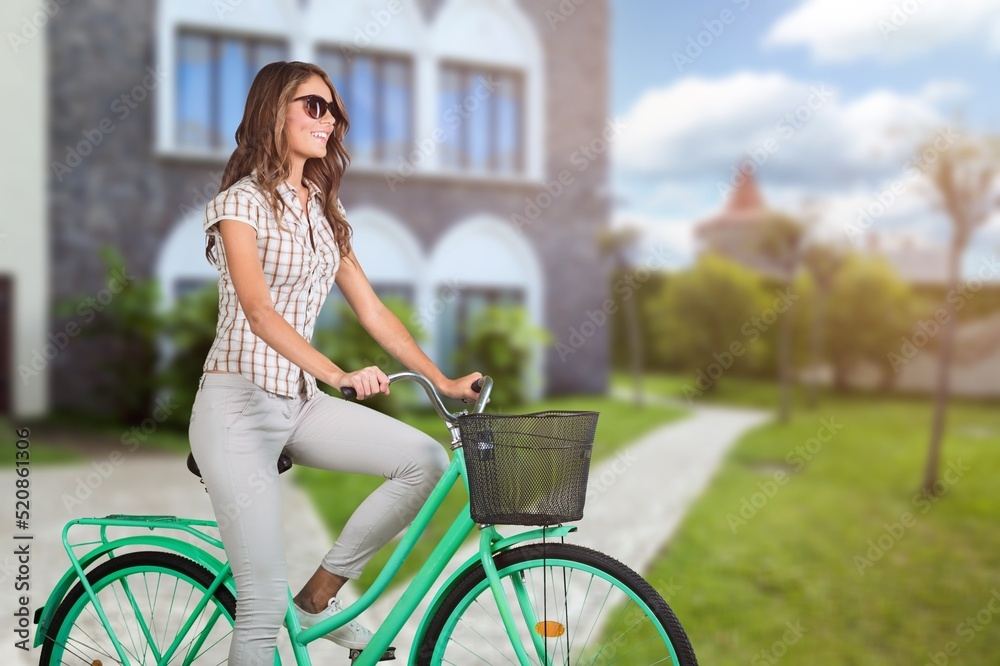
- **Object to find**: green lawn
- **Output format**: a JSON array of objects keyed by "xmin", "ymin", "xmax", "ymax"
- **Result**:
[
  {"xmin": 294, "ymin": 393, "xmax": 688, "ymax": 592},
  {"xmin": 625, "ymin": 373, "xmax": 1000, "ymax": 664},
  {"xmin": 613, "ymin": 369, "xmax": 811, "ymax": 408}
]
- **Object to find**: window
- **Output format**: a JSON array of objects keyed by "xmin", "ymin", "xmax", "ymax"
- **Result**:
[
  {"xmin": 176, "ymin": 30, "xmax": 287, "ymax": 152},
  {"xmin": 317, "ymin": 48, "xmax": 413, "ymax": 165},
  {"xmin": 439, "ymin": 63, "xmax": 523, "ymax": 174}
]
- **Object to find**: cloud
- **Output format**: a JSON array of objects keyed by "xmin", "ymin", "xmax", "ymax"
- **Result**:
[
  {"xmin": 918, "ymin": 80, "xmax": 970, "ymax": 105},
  {"xmin": 764, "ymin": 0, "xmax": 1000, "ymax": 63},
  {"xmin": 614, "ymin": 71, "xmax": 947, "ymax": 192}
]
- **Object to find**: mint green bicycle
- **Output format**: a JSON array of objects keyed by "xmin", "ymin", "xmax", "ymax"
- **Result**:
[{"xmin": 33, "ymin": 372, "xmax": 698, "ymax": 665}]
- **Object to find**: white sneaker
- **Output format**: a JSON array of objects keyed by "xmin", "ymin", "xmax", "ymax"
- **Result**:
[{"xmin": 293, "ymin": 596, "xmax": 374, "ymax": 649}]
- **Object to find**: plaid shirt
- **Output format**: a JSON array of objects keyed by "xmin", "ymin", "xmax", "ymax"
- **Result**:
[{"xmin": 202, "ymin": 170, "xmax": 343, "ymax": 399}]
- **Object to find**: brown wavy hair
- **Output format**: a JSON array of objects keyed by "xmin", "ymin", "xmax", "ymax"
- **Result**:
[{"xmin": 207, "ymin": 61, "xmax": 353, "ymax": 266}]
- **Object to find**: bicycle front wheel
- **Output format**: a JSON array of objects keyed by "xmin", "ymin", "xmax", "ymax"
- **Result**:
[
  {"xmin": 418, "ymin": 542, "xmax": 697, "ymax": 665},
  {"xmin": 38, "ymin": 550, "xmax": 236, "ymax": 665}
]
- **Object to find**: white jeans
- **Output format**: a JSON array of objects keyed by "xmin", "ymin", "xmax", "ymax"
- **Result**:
[{"xmin": 188, "ymin": 371, "xmax": 449, "ymax": 665}]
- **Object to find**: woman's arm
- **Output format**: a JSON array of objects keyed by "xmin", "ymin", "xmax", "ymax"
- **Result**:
[
  {"xmin": 218, "ymin": 219, "xmax": 354, "ymax": 388},
  {"xmin": 335, "ymin": 247, "xmax": 483, "ymax": 402}
]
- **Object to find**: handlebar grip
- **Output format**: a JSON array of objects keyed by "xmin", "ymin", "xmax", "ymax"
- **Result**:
[{"xmin": 342, "ymin": 375, "xmax": 483, "ymax": 401}]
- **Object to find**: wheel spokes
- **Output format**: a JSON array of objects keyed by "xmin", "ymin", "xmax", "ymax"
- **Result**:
[
  {"xmin": 49, "ymin": 566, "xmax": 233, "ymax": 665},
  {"xmin": 438, "ymin": 560, "xmax": 680, "ymax": 666}
]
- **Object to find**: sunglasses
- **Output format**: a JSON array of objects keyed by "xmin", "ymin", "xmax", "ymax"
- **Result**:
[{"xmin": 292, "ymin": 94, "xmax": 336, "ymax": 121}]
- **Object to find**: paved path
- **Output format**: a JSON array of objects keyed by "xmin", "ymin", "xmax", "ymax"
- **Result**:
[
  {"xmin": 3, "ymin": 397, "xmax": 768, "ymax": 664},
  {"xmin": 367, "ymin": 397, "xmax": 771, "ymax": 657}
]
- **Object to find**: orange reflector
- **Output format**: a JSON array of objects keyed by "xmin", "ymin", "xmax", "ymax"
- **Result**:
[
  {"xmin": 535, "ymin": 620, "xmax": 566, "ymax": 637},
  {"xmin": 93, "ymin": 661, "xmax": 103, "ymax": 666}
]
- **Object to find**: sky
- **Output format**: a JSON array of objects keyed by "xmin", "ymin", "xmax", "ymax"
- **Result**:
[{"xmin": 609, "ymin": 0, "xmax": 1000, "ymax": 276}]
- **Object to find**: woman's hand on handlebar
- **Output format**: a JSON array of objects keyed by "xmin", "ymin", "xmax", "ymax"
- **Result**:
[
  {"xmin": 337, "ymin": 366, "xmax": 390, "ymax": 400},
  {"xmin": 436, "ymin": 372, "xmax": 487, "ymax": 404}
]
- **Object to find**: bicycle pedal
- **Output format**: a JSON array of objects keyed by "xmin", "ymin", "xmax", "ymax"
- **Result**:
[{"xmin": 348, "ymin": 646, "xmax": 395, "ymax": 662}]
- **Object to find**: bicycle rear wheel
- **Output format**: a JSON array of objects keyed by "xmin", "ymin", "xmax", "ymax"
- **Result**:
[
  {"xmin": 38, "ymin": 550, "xmax": 236, "ymax": 665},
  {"xmin": 418, "ymin": 542, "xmax": 697, "ymax": 665}
]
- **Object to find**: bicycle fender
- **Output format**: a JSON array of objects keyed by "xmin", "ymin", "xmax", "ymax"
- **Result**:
[
  {"xmin": 33, "ymin": 535, "xmax": 233, "ymax": 648},
  {"xmin": 408, "ymin": 524, "xmax": 577, "ymax": 661}
]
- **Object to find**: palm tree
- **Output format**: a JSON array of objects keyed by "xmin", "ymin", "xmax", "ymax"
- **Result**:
[
  {"xmin": 754, "ymin": 212, "xmax": 806, "ymax": 423},
  {"xmin": 598, "ymin": 225, "xmax": 645, "ymax": 407},
  {"xmin": 920, "ymin": 131, "xmax": 1000, "ymax": 495},
  {"xmin": 801, "ymin": 244, "xmax": 844, "ymax": 408}
]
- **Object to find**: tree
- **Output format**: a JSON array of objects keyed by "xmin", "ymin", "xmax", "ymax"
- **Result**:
[
  {"xmin": 648, "ymin": 253, "xmax": 769, "ymax": 399},
  {"xmin": 919, "ymin": 131, "xmax": 1000, "ymax": 495},
  {"xmin": 452, "ymin": 304, "xmax": 553, "ymax": 408},
  {"xmin": 312, "ymin": 295, "xmax": 421, "ymax": 417},
  {"xmin": 825, "ymin": 255, "xmax": 918, "ymax": 389},
  {"xmin": 753, "ymin": 213, "xmax": 806, "ymax": 422},
  {"xmin": 598, "ymin": 225, "xmax": 646, "ymax": 407},
  {"xmin": 800, "ymin": 244, "xmax": 845, "ymax": 408}
]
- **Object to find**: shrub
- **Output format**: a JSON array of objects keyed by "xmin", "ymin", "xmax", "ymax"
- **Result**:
[
  {"xmin": 312, "ymin": 296, "xmax": 423, "ymax": 417},
  {"xmin": 159, "ymin": 282, "xmax": 219, "ymax": 429},
  {"xmin": 451, "ymin": 304, "xmax": 553, "ymax": 408},
  {"xmin": 55, "ymin": 246, "xmax": 162, "ymax": 423}
]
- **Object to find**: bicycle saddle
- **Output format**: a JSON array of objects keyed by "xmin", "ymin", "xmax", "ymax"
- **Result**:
[{"xmin": 186, "ymin": 451, "xmax": 294, "ymax": 479}]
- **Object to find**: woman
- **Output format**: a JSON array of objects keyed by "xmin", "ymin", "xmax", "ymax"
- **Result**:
[{"xmin": 188, "ymin": 61, "xmax": 483, "ymax": 664}]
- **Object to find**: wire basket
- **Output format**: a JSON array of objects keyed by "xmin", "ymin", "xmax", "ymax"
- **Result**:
[{"xmin": 455, "ymin": 410, "xmax": 600, "ymax": 526}]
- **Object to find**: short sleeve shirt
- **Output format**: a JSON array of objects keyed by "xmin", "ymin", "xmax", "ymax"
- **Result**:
[{"xmin": 202, "ymin": 170, "xmax": 343, "ymax": 399}]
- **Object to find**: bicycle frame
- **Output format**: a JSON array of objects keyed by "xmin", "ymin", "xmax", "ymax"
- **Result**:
[{"xmin": 34, "ymin": 374, "xmax": 577, "ymax": 665}]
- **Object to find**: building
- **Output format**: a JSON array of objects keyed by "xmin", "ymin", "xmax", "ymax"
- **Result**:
[
  {"xmin": 1, "ymin": 0, "xmax": 49, "ymax": 417},
  {"xmin": 693, "ymin": 172, "xmax": 789, "ymax": 279},
  {"xmin": 38, "ymin": 0, "xmax": 613, "ymax": 415}
]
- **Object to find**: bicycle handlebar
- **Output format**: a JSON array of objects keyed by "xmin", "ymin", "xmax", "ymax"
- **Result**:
[{"xmin": 339, "ymin": 373, "xmax": 492, "ymax": 423}]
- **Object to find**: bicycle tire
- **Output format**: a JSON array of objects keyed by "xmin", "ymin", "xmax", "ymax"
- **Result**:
[
  {"xmin": 38, "ymin": 550, "xmax": 237, "ymax": 665},
  {"xmin": 417, "ymin": 542, "xmax": 697, "ymax": 665}
]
